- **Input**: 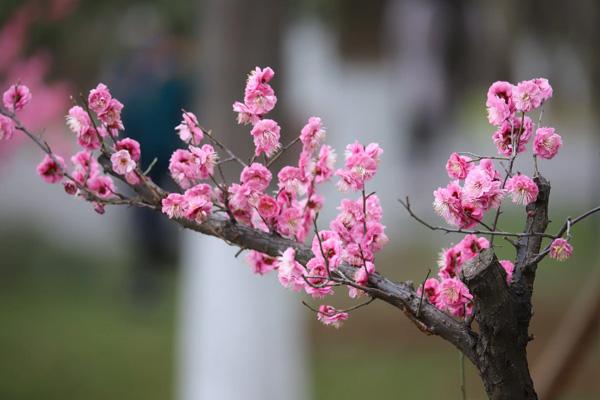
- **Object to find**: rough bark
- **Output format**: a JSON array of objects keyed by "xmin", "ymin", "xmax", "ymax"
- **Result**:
[{"xmin": 463, "ymin": 250, "xmax": 537, "ymax": 400}]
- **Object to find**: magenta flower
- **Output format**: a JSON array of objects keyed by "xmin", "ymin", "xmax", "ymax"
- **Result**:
[
  {"xmin": 437, "ymin": 277, "xmax": 473, "ymax": 318},
  {"xmin": 87, "ymin": 175, "xmax": 116, "ymax": 199},
  {"xmin": 300, "ymin": 116, "xmax": 326, "ymax": 153},
  {"xmin": 3, "ymin": 83, "xmax": 31, "ymax": 112},
  {"xmin": 499, "ymin": 260, "xmax": 514, "ymax": 284},
  {"xmin": 97, "ymin": 98, "xmax": 124, "ymax": 131},
  {"xmin": 182, "ymin": 184, "xmax": 213, "ymax": 223},
  {"xmin": 317, "ymin": 305, "xmax": 349, "ymax": 328},
  {"xmin": 304, "ymin": 257, "xmax": 334, "ymax": 298},
  {"xmin": 115, "ymin": 138, "xmax": 141, "ymax": 162},
  {"xmin": 190, "ymin": 144, "xmax": 218, "ymax": 179},
  {"xmin": 506, "ymin": 174, "xmax": 538, "ymax": 205},
  {"xmin": 445, "ymin": 152, "xmax": 472, "ymax": 180},
  {"xmin": 36, "ymin": 154, "xmax": 65, "ymax": 184},
  {"xmin": 549, "ymin": 238, "xmax": 573, "ymax": 261},
  {"xmin": 241, "ymin": 162, "xmax": 272, "ymax": 192},
  {"xmin": 66, "ymin": 105, "xmax": 92, "ymax": 136},
  {"xmin": 533, "ymin": 127, "xmax": 562, "ymax": 160},
  {"xmin": 87, "ymin": 83, "xmax": 112, "ymax": 114},
  {"xmin": 246, "ymin": 250, "xmax": 277, "ymax": 275},
  {"xmin": 0, "ymin": 114, "xmax": 15, "ymax": 140}
]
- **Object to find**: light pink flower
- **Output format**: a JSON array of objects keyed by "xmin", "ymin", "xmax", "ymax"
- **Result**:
[
  {"xmin": 533, "ymin": 78, "xmax": 553, "ymax": 103},
  {"xmin": 111, "ymin": 149, "xmax": 136, "ymax": 175},
  {"xmin": 463, "ymin": 166, "xmax": 503, "ymax": 210},
  {"xmin": 36, "ymin": 154, "xmax": 65, "ymax": 184},
  {"xmin": 115, "ymin": 138, "xmax": 141, "ymax": 161},
  {"xmin": 161, "ymin": 193, "xmax": 185, "ymax": 219},
  {"xmin": 182, "ymin": 184, "xmax": 213, "ymax": 223},
  {"xmin": 0, "ymin": 114, "xmax": 15, "ymax": 140},
  {"xmin": 486, "ymin": 94, "xmax": 512, "ymax": 126},
  {"xmin": 445, "ymin": 153, "xmax": 472, "ymax": 180},
  {"xmin": 433, "ymin": 180, "xmax": 464, "ymax": 227},
  {"xmin": 87, "ymin": 175, "xmax": 116, "ymax": 199},
  {"xmin": 317, "ymin": 305, "xmax": 349, "ymax": 328},
  {"xmin": 246, "ymin": 250, "xmax": 277, "ymax": 275},
  {"xmin": 276, "ymin": 247, "xmax": 305, "ymax": 292},
  {"xmin": 66, "ymin": 105, "xmax": 91, "ymax": 136},
  {"xmin": 313, "ymin": 145, "xmax": 337, "ymax": 183},
  {"xmin": 513, "ymin": 79, "xmax": 542, "ymax": 113},
  {"xmin": 549, "ymin": 238, "xmax": 573, "ymax": 261},
  {"xmin": 245, "ymin": 66, "xmax": 275, "ymax": 93},
  {"xmin": 250, "ymin": 119, "xmax": 281, "ymax": 157},
  {"xmin": 336, "ymin": 141, "xmax": 382, "ymax": 191},
  {"xmin": 176, "ymin": 111, "xmax": 204, "ymax": 145},
  {"xmin": 533, "ymin": 127, "xmax": 562, "ymax": 159},
  {"xmin": 190, "ymin": 144, "xmax": 218, "ymax": 179},
  {"xmin": 506, "ymin": 174, "xmax": 538, "ymax": 205},
  {"xmin": 277, "ymin": 206, "xmax": 304, "ymax": 238},
  {"xmin": 277, "ymin": 166, "xmax": 307, "ymax": 195},
  {"xmin": 241, "ymin": 162, "xmax": 272, "ymax": 192},
  {"xmin": 300, "ymin": 116, "xmax": 326, "ymax": 153},
  {"xmin": 3, "ymin": 83, "xmax": 31, "ymax": 111},
  {"xmin": 87, "ymin": 83, "xmax": 112, "ymax": 114},
  {"xmin": 232, "ymin": 101, "xmax": 260, "ymax": 126},
  {"xmin": 169, "ymin": 149, "xmax": 197, "ymax": 189},
  {"xmin": 499, "ymin": 260, "xmax": 514, "ymax": 284}
]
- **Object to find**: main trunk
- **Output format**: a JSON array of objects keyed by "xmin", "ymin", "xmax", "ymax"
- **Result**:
[{"xmin": 464, "ymin": 250, "xmax": 538, "ymax": 400}]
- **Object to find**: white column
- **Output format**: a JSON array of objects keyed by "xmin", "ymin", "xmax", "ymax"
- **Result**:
[{"xmin": 176, "ymin": 233, "xmax": 308, "ymax": 400}]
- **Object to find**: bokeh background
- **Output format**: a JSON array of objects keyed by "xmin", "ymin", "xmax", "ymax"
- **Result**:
[{"xmin": 1, "ymin": 0, "xmax": 599, "ymax": 399}]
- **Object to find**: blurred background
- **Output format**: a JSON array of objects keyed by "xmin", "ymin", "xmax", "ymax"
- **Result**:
[{"xmin": 1, "ymin": 0, "xmax": 599, "ymax": 399}]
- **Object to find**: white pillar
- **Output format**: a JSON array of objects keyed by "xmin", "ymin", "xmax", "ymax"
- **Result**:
[{"xmin": 177, "ymin": 233, "xmax": 308, "ymax": 400}]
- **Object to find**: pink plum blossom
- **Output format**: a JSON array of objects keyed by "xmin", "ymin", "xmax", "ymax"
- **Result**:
[
  {"xmin": 277, "ymin": 166, "xmax": 307, "ymax": 195},
  {"xmin": 250, "ymin": 119, "xmax": 281, "ymax": 157},
  {"xmin": 182, "ymin": 184, "xmax": 213, "ymax": 223},
  {"xmin": 161, "ymin": 193, "xmax": 185, "ymax": 219},
  {"xmin": 513, "ymin": 79, "xmax": 542, "ymax": 113},
  {"xmin": 0, "ymin": 114, "xmax": 15, "ymax": 140},
  {"xmin": 437, "ymin": 277, "xmax": 473, "ymax": 317},
  {"xmin": 190, "ymin": 144, "xmax": 218, "ymax": 179},
  {"xmin": 304, "ymin": 257, "xmax": 334, "ymax": 298},
  {"xmin": 276, "ymin": 247, "xmax": 305, "ymax": 292},
  {"xmin": 506, "ymin": 174, "xmax": 538, "ymax": 205},
  {"xmin": 169, "ymin": 149, "xmax": 197, "ymax": 189},
  {"xmin": 317, "ymin": 305, "xmax": 349, "ymax": 328},
  {"xmin": 277, "ymin": 206, "xmax": 303, "ymax": 238},
  {"xmin": 445, "ymin": 153, "xmax": 472, "ymax": 180},
  {"xmin": 418, "ymin": 277, "xmax": 441, "ymax": 306},
  {"xmin": 438, "ymin": 246, "xmax": 463, "ymax": 279},
  {"xmin": 87, "ymin": 175, "xmax": 116, "ymax": 199},
  {"xmin": 336, "ymin": 141, "xmax": 382, "ymax": 191},
  {"xmin": 533, "ymin": 78, "xmax": 553, "ymax": 103},
  {"xmin": 176, "ymin": 111, "xmax": 204, "ymax": 145},
  {"xmin": 246, "ymin": 250, "xmax": 277, "ymax": 275},
  {"xmin": 115, "ymin": 138, "xmax": 141, "ymax": 161},
  {"xmin": 77, "ymin": 127, "xmax": 101, "ymax": 151},
  {"xmin": 97, "ymin": 98, "xmax": 124, "ymax": 131},
  {"xmin": 241, "ymin": 162, "xmax": 272, "ymax": 192},
  {"xmin": 87, "ymin": 83, "xmax": 112, "ymax": 114},
  {"xmin": 311, "ymin": 230, "xmax": 343, "ymax": 269},
  {"xmin": 549, "ymin": 238, "xmax": 573, "ymax": 261},
  {"xmin": 300, "ymin": 116, "xmax": 326, "ymax": 153},
  {"xmin": 313, "ymin": 145, "xmax": 337, "ymax": 183},
  {"xmin": 499, "ymin": 260, "xmax": 514, "ymax": 284},
  {"xmin": 3, "ymin": 83, "xmax": 31, "ymax": 111},
  {"xmin": 243, "ymin": 66, "xmax": 277, "ymax": 116},
  {"xmin": 256, "ymin": 194, "xmax": 280, "ymax": 219},
  {"xmin": 232, "ymin": 101, "xmax": 260, "ymax": 125},
  {"xmin": 533, "ymin": 127, "xmax": 562, "ymax": 159},
  {"xmin": 66, "ymin": 105, "xmax": 91, "ymax": 136},
  {"xmin": 111, "ymin": 149, "xmax": 136, "ymax": 175},
  {"xmin": 36, "ymin": 154, "xmax": 65, "ymax": 183},
  {"xmin": 492, "ymin": 116, "xmax": 533, "ymax": 156},
  {"xmin": 458, "ymin": 234, "xmax": 490, "ymax": 261},
  {"xmin": 348, "ymin": 261, "xmax": 375, "ymax": 298}
]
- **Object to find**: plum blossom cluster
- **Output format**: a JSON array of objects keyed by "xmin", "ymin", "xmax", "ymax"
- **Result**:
[
  {"xmin": 425, "ymin": 77, "xmax": 572, "ymax": 318},
  {"xmin": 419, "ymin": 234, "xmax": 515, "ymax": 318},
  {"xmin": 434, "ymin": 78, "xmax": 562, "ymax": 229},
  {"xmin": 4, "ymin": 71, "xmax": 584, "ymax": 329}
]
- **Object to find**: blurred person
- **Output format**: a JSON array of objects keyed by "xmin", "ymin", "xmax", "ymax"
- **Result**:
[{"xmin": 110, "ymin": 6, "xmax": 192, "ymax": 305}]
